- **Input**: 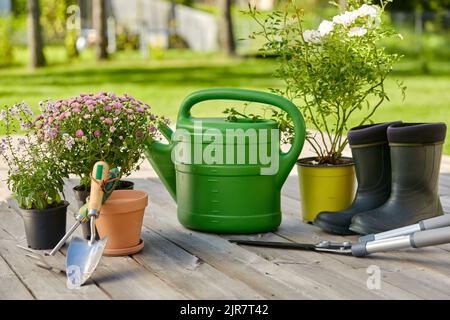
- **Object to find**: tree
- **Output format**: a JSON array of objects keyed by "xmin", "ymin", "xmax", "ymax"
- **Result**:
[
  {"xmin": 384, "ymin": 0, "xmax": 450, "ymax": 11},
  {"xmin": 93, "ymin": 0, "xmax": 108, "ymax": 60},
  {"xmin": 218, "ymin": 0, "xmax": 236, "ymax": 56},
  {"xmin": 27, "ymin": 0, "xmax": 46, "ymax": 68}
]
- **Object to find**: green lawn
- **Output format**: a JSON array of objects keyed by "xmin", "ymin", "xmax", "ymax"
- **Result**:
[{"xmin": 1, "ymin": 47, "xmax": 449, "ymax": 154}]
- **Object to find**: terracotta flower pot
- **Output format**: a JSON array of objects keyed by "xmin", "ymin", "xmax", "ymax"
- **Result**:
[
  {"xmin": 73, "ymin": 180, "xmax": 135, "ymax": 240},
  {"xmin": 95, "ymin": 190, "xmax": 148, "ymax": 256}
]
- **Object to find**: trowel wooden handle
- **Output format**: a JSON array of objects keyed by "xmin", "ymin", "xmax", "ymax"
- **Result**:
[{"xmin": 88, "ymin": 161, "xmax": 110, "ymax": 216}]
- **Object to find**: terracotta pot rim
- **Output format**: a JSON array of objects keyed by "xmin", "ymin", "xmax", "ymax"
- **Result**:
[{"xmin": 102, "ymin": 190, "xmax": 148, "ymax": 214}]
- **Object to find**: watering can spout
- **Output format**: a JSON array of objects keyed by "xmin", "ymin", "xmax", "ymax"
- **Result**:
[{"xmin": 144, "ymin": 123, "xmax": 177, "ymax": 200}]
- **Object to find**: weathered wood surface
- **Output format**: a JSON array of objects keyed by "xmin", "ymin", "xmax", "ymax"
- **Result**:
[{"xmin": 0, "ymin": 154, "xmax": 449, "ymax": 300}]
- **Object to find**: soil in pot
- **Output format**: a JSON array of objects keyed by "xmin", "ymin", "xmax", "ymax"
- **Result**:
[
  {"xmin": 297, "ymin": 157, "xmax": 356, "ymax": 223},
  {"xmin": 95, "ymin": 190, "xmax": 148, "ymax": 256},
  {"xmin": 73, "ymin": 181, "xmax": 135, "ymax": 240},
  {"xmin": 21, "ymin": 201, "xmax": 69, "ymax": 250}
]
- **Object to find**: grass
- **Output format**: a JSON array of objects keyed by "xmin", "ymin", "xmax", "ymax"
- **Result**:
[{"xmin": 0, "ymin": 46, "xmax": 449, "ymax": 154}]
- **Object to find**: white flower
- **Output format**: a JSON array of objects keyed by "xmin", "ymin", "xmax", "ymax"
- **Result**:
[
  {"xmin": 333, "ymin": 10, "xmax": 359, "ymax": 27},
  {"xmin": 357, "ymin": 4, "xmax": 379, "ymax": 18},
  {"xmin": 348, "ymin": 27, "xmax": 367, "ymax": 37},
  {"xmin": 398, "ymin": 33, "xmax": 404, "ymax": 40},
  {"xmin": 21, "ymin": 103, "xmax": 33, "ymax": 116},
  {"xmin": 318, "ymin": 20, "xmax": 334, "ymax": 36},
  {"xmin": 9, "ymin": 105, "xmax": 19, "ymax": 116},
  {"xmin": 303, "ymin": 29, "xmax": 321, "ymax": 43}
]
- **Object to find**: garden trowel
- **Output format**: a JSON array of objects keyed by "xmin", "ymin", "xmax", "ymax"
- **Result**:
[{"xmin": 66, "ymin": 161, "xmax": 110, "ymax": 289}]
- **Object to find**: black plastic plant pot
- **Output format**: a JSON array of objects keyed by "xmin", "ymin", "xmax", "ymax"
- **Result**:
[
  {"xmin": 73, "ymin": 185, "xmax": 90, "ymax": 210},
  {"xmin": 20, "ymin": 201, "xmax": 69, "ymax": 250},
  {"xmin": 116, "ymin": 180, "xmax": 134, "ymax": 190},
  {"xmin": 73, "ymin": 180, "xmax": 135, "ymax": 207},
  {"xmin": 73, "ymin": 181, "xmax": 134, "ymax": 240}
]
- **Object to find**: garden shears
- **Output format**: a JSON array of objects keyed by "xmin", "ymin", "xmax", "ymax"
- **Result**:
[{"xmin": 230, "ymin": 214, "xmax": 450, "ymax": 257}]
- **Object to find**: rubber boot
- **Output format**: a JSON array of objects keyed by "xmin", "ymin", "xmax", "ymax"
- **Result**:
[
  {"xmin": 314, "ymin": 121, "xmax": 401, "ymax": 235},
  {"xmin": 350, "ymin": 123, "xmax": 447, "ymax": 235}
]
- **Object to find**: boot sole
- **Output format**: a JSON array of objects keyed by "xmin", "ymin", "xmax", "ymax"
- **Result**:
[{"xmin": 313, "ymin": 219, "xmax": 357, "ymax": 236}]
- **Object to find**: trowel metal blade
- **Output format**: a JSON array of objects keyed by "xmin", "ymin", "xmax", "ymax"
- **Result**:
[{"xmin": 66, "ymin": 236, "xmax": 108, "ymax": 289}]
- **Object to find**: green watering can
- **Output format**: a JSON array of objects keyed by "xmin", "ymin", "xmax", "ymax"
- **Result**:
[{"xmin": 144, "ymin": 88, "xmax": 306, "ymax": 233}]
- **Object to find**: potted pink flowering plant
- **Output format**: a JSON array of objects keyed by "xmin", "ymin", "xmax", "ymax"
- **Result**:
[
  {"xmin": 35, "ymin": 92, "xmax": 163, "ymax": 190},
  {"xmin": 34, "ymin": 92, "xmax": 165, "ymax": 239}
]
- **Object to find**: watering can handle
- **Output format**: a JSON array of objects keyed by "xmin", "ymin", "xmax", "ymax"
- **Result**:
[{"xmin": 178, "ymin": 88, "xmax": 306, "ymax": 187}]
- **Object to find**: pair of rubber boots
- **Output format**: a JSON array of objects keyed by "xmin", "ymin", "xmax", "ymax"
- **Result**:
[{"xmin": 314, "ymin": 122, "xmax": 447, "ymax": 235}]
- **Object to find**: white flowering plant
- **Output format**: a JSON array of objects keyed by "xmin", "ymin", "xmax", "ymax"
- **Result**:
[
  {"xmin": 0, "ymin": 104, "xmax": 66, "ymax": 209},
  {"xmin": 247, "ymin": 0, "xmax": 405, "ymax": 164},
  {"xmin": 33, "ymin": 92, "xmax": 166, "ymax": 189}
]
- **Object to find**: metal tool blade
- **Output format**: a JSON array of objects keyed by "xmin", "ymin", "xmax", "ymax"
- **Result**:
[
  {"xmin": 66, "ymin": 236, "xmax": 108, "ymax": 289},
  {"xmin": 230, "ymin": 239, "xmax": 353, "ymax": 254},
  {"xmin": 230, "ymin": 239, "xmax": 318, "ymax": 251}
]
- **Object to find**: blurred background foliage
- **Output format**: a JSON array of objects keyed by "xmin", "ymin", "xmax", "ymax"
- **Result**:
[
  {"xmin": 0, "ymin": 0, "xmax": 449, "ymax": 153},
  {"xmin": 2, "ymin": 0, "xmax": 450, "ymax": 66}
]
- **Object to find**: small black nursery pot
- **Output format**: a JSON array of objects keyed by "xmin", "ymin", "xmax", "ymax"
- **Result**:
[{"xmin": 20, "ymin": 201, "xmax": 69, "ymax": 250}]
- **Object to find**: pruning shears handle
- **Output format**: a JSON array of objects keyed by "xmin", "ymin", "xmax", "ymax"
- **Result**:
[
  {"xmin": 230, "ymin": 214, "xmax": 450, "ymax": 258},
  {"xmin": 353, "ymin": 215, "xmax": 450, "ymax": 257},
  {"xmin": 359, "ymin": 214, "xmax": 450, "ymax": 242}
]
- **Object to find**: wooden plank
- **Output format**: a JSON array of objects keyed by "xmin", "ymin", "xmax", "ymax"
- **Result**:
[
  {"xmin": 439, "ymin": 174, "xmax": 450, "ymax": 192},
  {"xmin": 138, "ymin": 178, "xmax": 346, "ymax": 299},
  {"xmin": 87, "ymin": 254, "xmax": 187, "ymax": 299},
  {"xmin": 8, "ymin": 196, "xmax": 187, "ymax": 300},
  {"xmin": 281, "ymin": 174, "xmax": 300, "ymax": 201},
  {"xmin": 0, "ymin": 254, "xmax": 35, "ymax": 300},
  {"xmin": 274, "ymin": 214, "xmax": 450, "ymax": 299},
  {"xmin": 141, "ymin": 174, "xmax": 450, "ymax": 298},
  {"xmin": 135, "ymin": 228, "xmax": 266, "ymax": 299},
  {"xmin": 61, "ymin": 182, "xmax": 188, "ymax": 300},
  {"xmin": 63, "ymin": 178, "xmax": 265, "ymax": 300},
  {"xmin": 275, "ymin": 187, "xmax": 450, "ymax": 299},
  {"xmin": 226, "ymin": 232, "xmax": 420, "ymax": 300},
  {"xmin": 441, "ymin": 195, "xmax": 450, "ymax": 213},
  {"xmin": 1, "ymin": 151, "xmax": 448, "ymax": 300},
  {"xmin": 0, "ymin": 202, "xmax": 110, "ymax": 300},
  {"xmin": 440, "ymin": 156, "xmax": 450, "ymax": 173}
]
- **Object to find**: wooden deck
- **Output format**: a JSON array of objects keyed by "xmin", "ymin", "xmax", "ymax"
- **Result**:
[{"xmin": 1, "ymin": 153, "xmax": 450, "ymax": 300}]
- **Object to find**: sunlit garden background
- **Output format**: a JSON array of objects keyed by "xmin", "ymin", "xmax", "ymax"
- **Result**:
[{"xmin": 1, "ymin": 0, "xmax": 449, "ymax": 153}]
